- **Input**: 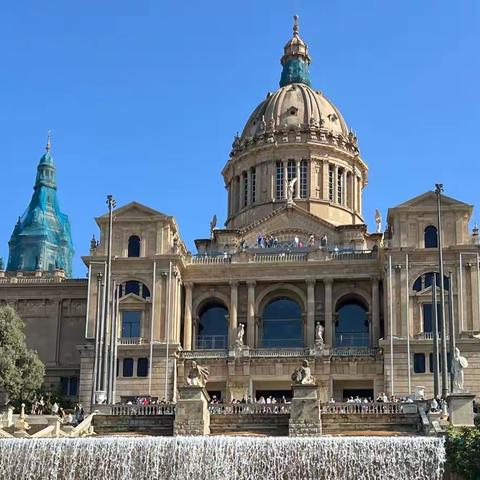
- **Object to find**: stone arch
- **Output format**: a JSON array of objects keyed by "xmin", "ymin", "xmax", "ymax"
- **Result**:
[
  {"xmin": 192, "ymin": 291, "xmax": 230, "ymax": 318},
  {"xmin": 333, "ymin": 289, "xmax": 370, "ymax": 313},
  {"xmin": 255, "ymin": 283, "xmax": 307, "ymax": 316},
  {"xmin": 333, "ymin": 292, "xmax": 370, "ymax": 348}
]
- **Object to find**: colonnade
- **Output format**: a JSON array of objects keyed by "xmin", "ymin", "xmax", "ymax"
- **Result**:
[{"xmin": 182, "ymin": 277, "xmax": 381, "ymax": 351}]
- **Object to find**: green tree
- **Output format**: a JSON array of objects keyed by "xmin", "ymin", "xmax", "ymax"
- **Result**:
[{"xmin": 0, "ymin": 305, "xmax": 44, "ymax": 401}]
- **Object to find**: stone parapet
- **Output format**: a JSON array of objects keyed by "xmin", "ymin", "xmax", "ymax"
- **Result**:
[{"xmin": 448, "ymin": 392, "xmax": 475, "ymax": 427}]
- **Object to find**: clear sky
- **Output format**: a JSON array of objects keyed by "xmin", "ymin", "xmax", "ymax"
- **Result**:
[{"xmin": 1, "ymin": 1, "xmax": 479, "ymax": 277}]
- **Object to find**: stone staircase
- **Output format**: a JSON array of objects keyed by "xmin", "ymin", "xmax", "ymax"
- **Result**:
[
  {"xmin": 210, "ymin": 414, "xmax": 289, "ymax": 436},
  {"xmin": 321, "ymin": 412, "xmax": 420, "ymax": 435}
]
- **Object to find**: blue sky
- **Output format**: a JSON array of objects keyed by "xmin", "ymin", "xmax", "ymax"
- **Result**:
[{"xmin": 1, "ymin": 1, "xmax": 479, "ymax": 277}]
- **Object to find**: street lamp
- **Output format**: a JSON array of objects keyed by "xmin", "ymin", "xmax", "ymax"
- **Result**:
[{"xmin": 435, "ymin": 184, "xmax": 449, "ymax": 399}]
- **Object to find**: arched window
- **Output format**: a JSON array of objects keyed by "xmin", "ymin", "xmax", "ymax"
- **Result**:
[
  {"xmin": 250, "ymin": 167, "xmax": 256, "ymax": 204},
  {"xmin": 242, "ymin": 171, "xmax": 248, "ymax": 207},
  {"xmin": 335, "ymin": 298, "xmax": 369, "ymax": 347},
  {"xmin": 412, "ymin": 272, "xmax": 449, "ymax": 292},
  {"xmin": 196, "ymin": 302, "xmax": 228, "ymax": 349},
  {"xmin": 424, "ymin": 226, "xmax": 438, "ymax": 248},
  {"xmin": 120, "ymin": 280, "xmax": 151, "ymax": 299},
  {"xmin": 260, "ymin": 297, "xmax": 303, "ymax": 348},
  {"xmin": 128, "ymin": 235, "xmax": 141, "ymax": 257}
]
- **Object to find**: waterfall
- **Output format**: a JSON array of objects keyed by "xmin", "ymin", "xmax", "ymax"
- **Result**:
[{"xmin": 0, "ymin": 436, "xmax": 445, "ymax": 480}]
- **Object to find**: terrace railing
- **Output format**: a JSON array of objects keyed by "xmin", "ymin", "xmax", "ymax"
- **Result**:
[
  {"xmin": 208, "ymin": 403, "xmax": 290, "ymax": 415},
  {"xmin": 320, "ymin": 402, "xmax": 418, "ymax": 415}
]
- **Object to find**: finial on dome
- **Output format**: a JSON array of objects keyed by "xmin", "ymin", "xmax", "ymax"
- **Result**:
[
  {"xmin": 46, "ymin": 130, "xmax": 52, "ymax": 152},
  {"xmin": 293, "ymin": 15, "xmax": 299, "ymax": 36},
  {"xmin": 279, "ymin": 16, "xmax": 311, "ymax": 87}
]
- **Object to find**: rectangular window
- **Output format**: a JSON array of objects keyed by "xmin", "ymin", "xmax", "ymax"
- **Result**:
[
  {"xmin": 122, "ymin": 311, "xmax": 141, "ymax": 338},
  {"xmin": 123, "ymin": 358, "xmax": 134, "ymax": 377},
  {"xmin": 69, "ymin": 377, "xmax": 78, "ymax": 396},
  {"xmin": 328, "ymin": 165, "xmax": 334, "ymax": 201},
  {"xmin": 422, "ymin": 304, "xmax": 442, "ymax": 333},
  {"xmin": 137, "ymin": 358, "xmax": 149, "ymax": 377},
  {"xmin": 250, "ymin": 167, "xmax": 256, "ymax": 204},
  {"xmin": 287, "ymin": 159, "xmax": 296, "ymax": 185},
  {"xmin": 242, "ymin": 171, "xmax": 248, "ymax": 207},
  {"xmin": 60, "ymin": 377, "xmax": 79, "ymax": 396},
  {"xmin": 276, "ymin": 161, "xmax": 284, "ymax": 200},
  {"xmin": 413, "ymin": 353, "xmax": 426, "ymax": 373},
  {"xmin": 300, "ymin": 160, "xmax": 308, "ymax": 198},
  {"xmin": 337, "ymin": 168, "xmax": 344, "ymax": 204}
]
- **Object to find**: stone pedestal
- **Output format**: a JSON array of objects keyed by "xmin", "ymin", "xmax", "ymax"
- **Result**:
[
  {"xmin": 174, "ymin": 385, "xmax": 210, "ymax": 436},
  {"xmin": 448, "ymin": 393, "xmax": 475, "ymax": 427},
  {"xmin": 289, "ymin": 384, "xmax": 322, "ymax": 436}
]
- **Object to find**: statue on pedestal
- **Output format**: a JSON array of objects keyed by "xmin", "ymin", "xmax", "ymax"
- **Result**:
[
  {"xmin": 186, "ymin": 361, "xmax": 209, "ymax": 388},
  {"xmin": 235, "ymin": 323, "xmax": 245, "ymax": 348},
  {"xmin": 315, "ymin": 323, "xmax": 324, "ymax": 346},
  {"xmin": 285, "ymin": 177, "xmax": 297, "ymax": 205},
  {"xmin": 452, "ymin": 347, "xmax": 468, "ymax": 393},
  {"xmin": 291, "ymin": 360, "xmax": 316, "ymax": 385}
]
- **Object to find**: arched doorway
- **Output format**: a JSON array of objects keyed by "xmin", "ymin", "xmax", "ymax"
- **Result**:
[
  {"xmin": 335, "ymin": 297, "xmax": 369, "ymax": 347},
  {"xmin": 196, "ymin": 302, "xmax": 228, "ymax": 349},
  {"xmin": 260, "ymin": 297, "xmax": 303, "ymax": 348}
]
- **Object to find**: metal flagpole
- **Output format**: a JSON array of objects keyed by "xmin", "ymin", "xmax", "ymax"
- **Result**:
[
  {"xmin": 164, "ymin": 261, "xmax": 172, "ymax": 401},
  {"xmin": 102, "ymin": 195, "xmax": 116, "ymax": 398},
  {"xmin": 448, "ymin": 273, "xmax": 456, "ymax": 392},
  {"xmin": 435, "ymin": 184, "xmax": 448, "ymax": 399},
  {"xmin": 148, "ymin": 260, "xmax": 156, "ymax": 396},
  {"xmin": 432, "ymin": 274, "xmax": 440, "ymax": 399},
  {"xmin": 405, "ymin": 254, "xmax": 412, "ymax": 395},
  {"xmin": 97, "ymin": 262, "xmax": 107, "ymax": 397},
  {"xmin": 459, "ymin": 253, "xmax": 464, "ymax": 333},
  {"xmin": 112, "ymin": 285, "xmax": 120, "ymax": 404},
  {"xmin": 388, "ymin": 255, "xmax": 394, "ymax": 396},
  {"xmin": 107, "ymin": 280, "xmax": 116, "ymax": 403},
  {"xmin": 91, "ymin": 272, "xmax": 103, "ymax": 405}
]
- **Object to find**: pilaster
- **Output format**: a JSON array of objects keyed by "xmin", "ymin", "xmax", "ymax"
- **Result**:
[
  {"xmin": 324, "ymin": 279, "xmax": 333, "ymax": 346},
  {"xmin": 247, "ymin": 281, "xmax": 256, "ymax": 347}
]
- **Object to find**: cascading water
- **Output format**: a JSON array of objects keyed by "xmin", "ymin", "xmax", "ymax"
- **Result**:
[{"xmin": 0, "ymin": 436, "xmax": 445, "ymax": 480}]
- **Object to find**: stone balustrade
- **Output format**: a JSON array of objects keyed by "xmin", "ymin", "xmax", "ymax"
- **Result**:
[
  {"xmin": 320, "ymin": 402, "xmax": 418, "ymax": 415},
  {"xmin": 208, "ymin": 403, "xmax": 290, "ymax": 415},
  {"xmin": 182, "ymin": 350, "xmax": 229, "ymax": 359},
  {"xmin": 100, "ymin": 404, "xmax": 176, "ymax": 416},
  {"xmin": 187, "ymin": 249, "xmax": 377, "ymax": 266},
  {"xmin": 118, "ymin": 337, "xmax": 144, "ymax": 345},
  {"xmin": 250, "ymin": 348, "xmax": 311, "ymax": 358},
  {"xmin": 331, "ymin": 347, "xmax": 379, "ymax": 357}
]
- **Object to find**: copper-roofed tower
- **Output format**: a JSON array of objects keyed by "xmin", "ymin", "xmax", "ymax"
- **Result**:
[
  {"xmin": 222, "ymin": 16, "xmax": 368, "ymax": 230},
  {"xmin": 7, "ymin": 133, "xmax": 74, "ymax": 277}
]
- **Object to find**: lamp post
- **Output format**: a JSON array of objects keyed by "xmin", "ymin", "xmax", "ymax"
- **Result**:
[
  {"xmin": 435, "ymin": 184, "xmax": 449, "ymax": 399},
  {"xmin": 102, "ymin": 195, "xmax": 116, "ymax": 401}
]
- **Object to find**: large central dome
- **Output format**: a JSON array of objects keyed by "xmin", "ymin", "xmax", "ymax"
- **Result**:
[
  {"xmin": 241, "ymin": 83, "xmax": 349, "ymax": 141},
  {"xmin": 222, "ymin": 16, "xmax": 368, "ymax": 230}
]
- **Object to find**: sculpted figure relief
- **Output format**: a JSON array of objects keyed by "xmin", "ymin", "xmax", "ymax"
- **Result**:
[
  {"xmin": 291, "ymin": 359, "xmax": 316, "ymax": 385},
  {"xmin": 186, "ymin": 361, "xmax": 209, "ymax": 388},
  {"xmin": 235, "ymin": 323, "xmax": 245, "ymax": 347},
  {"xmin": 452, "ymin": 347, "xmax": 468, "ymax": 393},
  {"xmin": 315, "ymin": 322, "xmax": 324, "ymax": 345}
]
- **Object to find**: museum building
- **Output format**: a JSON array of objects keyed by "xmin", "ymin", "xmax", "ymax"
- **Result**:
[{"xmin": 1, "ymin": 18, "xmax": 480, "ymax": 408}]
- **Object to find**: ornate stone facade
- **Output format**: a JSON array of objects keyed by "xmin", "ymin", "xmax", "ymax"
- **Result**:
[{"xmin": 1, "ymin": 17, "xmax": 480, "ymax": 408}]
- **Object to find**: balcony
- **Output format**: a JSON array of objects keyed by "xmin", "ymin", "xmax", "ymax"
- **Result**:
[
  {"xmin": 196, "ymin": 335, "xmax": 227, "ymax": 350},
  {"xmin": 188, "ymin": 248, "xmax": 377, "ymax": 265},
  {"xmin": 118, "ymin": 337, "xmax": 145, "ymax": 345},
  {"xmin": 331, "ymin": 347, "xmax": 379, "ymax": 357}
]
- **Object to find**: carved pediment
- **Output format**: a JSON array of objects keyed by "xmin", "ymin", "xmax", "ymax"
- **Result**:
[
  {"xmin": 393, "ymin": 191, "xmax": 472, "ymax": 210},
  {"xmin": 239, "ymin": 205, "xmax": 339, "ymax": 246},
  {"xmin": 119, "ymin": 293, "xmax": 149, "ymax": 305},
  {"xmin": 97, "ymin": 202, "xmax": 170, "ymax": 223}
]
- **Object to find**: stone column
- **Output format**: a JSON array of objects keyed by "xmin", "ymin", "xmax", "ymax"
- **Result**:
[
  {"xmin": 469, "ymin": 265, "xmax": 480, "ymax": 332},
  {"xmin": 247, "ymin": 281, "xmax": 256, "ymax": 348},
  {"xmin": 229, "ymin": 281, "xmax": 238, "ymax": 346},
  {"xmin": 334, "ymin": 166, "xmax": 339, "ymax": 203},
  {"xmin": 371, "ymin": 277, "xmax": 380, "ymax": 347},
  {"xmin": 324, "ymin": 279, "xmax": 333, "ymax": 347},
  {"xmin": 183, "ymin": 282, "xmax": 193, "ymax": 350},
  {"xmin": 323, "ymin": 161, "xmax": 330, "ymax": 201},
  {"xmin": 306, "ymin": 279, "xmax": 316, "ymax": 346},
  {"xmin": 296, "ymin": 160, "xmax": 301, "ymax": 199}
]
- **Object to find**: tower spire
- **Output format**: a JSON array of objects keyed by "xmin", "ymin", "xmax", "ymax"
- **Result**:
[
  {"xmin": 279, "ymin": 15, "xmax": 312, "ymax": 87},
  {"xmin": 46, "ymin": 130, "xmax": 52, "ymax": 152}
]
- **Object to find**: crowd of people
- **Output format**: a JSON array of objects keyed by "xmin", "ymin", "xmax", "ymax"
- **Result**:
[
  {"xmin": 209, "ymin": 394, "xmax": 290, "ymax": 405},
  {"xmin": 330, "ymin": 393, "xmax": 415, "ymax": 404},
  {"xmin": 30, "ymin": 396, "xmax": 85, "ymax": 425}
]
